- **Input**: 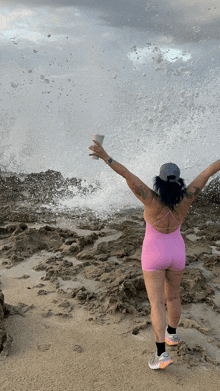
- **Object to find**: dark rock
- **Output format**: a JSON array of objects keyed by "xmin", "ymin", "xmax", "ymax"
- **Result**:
[
  {"xmin": 202, "ymin": 255, "xmax": 220, "ymax": 269},
  {"xmin": 65, "ymin": 239, "xmax": 76, "ymax": 245},
  {"xmin": 4, "ymin": 302, "xmax": 35, "ymax": 317},
  {"xmin": 96, "ymin": 226, "xmax": 144, "ymax": 257},
  {"xmin": 58, "ymin": 300, "xmax": 71, "ymax": 308},
  {"xmin": 37, "ymin": 343, "xmax": 51, "ymax": 352},
  {"xmin": 94, "ymin": 254, "xmax": 109, "ymax": 262},
  {"xmin": 1, "ymin": 228, "xmax": 63, "ymax": 265},
  {"xmin": 73, "ymin": 344, "xmax": 84, "ymax": 353},
  {"xmin": 177, "ymin": 340, "xmax": 219, "ymax": 366},
  {"xmin": 76, "ymin": 221, "xmax": 105, "ymax": 230},
  {"xmin": 37, "ymin": 290, "xmax": 48, "ymax": 295},
  {"xmin": 76, "ymin": 248, "xmax": 99, "ymax": 260},
  {"xmin": 69, "ymin": 243, "xmax": 79, "ymax": 253},
  {"xmin": 180, "ymin": 268, "xmax": 214, "ymax": 303},
  {"xmin": 16, "ymin": 274, "xmax": 30, "ymax": 279}
]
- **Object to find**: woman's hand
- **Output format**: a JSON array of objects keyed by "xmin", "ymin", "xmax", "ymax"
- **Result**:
[{"xmin": 89, "ymin": 140, "xmax": 109, "ymax": 161}]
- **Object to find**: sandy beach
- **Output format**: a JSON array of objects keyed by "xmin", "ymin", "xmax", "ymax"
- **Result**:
[{"xmin": 0, "ymin": 170, "xmax": 219, "ymax": 390}]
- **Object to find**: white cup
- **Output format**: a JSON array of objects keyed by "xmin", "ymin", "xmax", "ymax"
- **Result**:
[{"xmin": 91, "ymin": 134, "xmax": 105, "ymax": 159}]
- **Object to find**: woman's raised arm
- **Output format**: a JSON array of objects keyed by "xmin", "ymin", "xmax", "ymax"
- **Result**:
[
  {"xmin": 204, "ymin": 159, "xmax": 220, "ymax": 177},
  {"xmin": 89, "ymin": 140, "xmax": 153, "ymax": 205}
]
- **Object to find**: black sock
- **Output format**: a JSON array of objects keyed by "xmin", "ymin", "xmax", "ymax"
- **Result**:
[
  {"xmin": 156, "ymin": 342, "xmax": 166, "ymax": 357},
  {"xmin": 167, "ymin": 325, "xmax": 176, "ymax": 334}
]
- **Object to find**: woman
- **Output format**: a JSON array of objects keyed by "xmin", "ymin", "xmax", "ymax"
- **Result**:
[{"xmin": 89, "ymin": 139, "xmax": 216, "ymax": 370}]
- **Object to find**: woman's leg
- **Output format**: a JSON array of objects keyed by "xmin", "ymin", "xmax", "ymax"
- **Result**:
[
  {"xmin": 142, "ymin": 269, "xmax": 166, "ymax": 342},
  {"xmin": 165, "ymin": 268, "xmax": 185, "ymax": 329}
]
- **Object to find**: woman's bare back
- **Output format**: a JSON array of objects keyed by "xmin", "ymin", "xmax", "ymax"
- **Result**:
[{"xmin": 143, "ymin": 193, "xmax": 191, "ymax": 234}]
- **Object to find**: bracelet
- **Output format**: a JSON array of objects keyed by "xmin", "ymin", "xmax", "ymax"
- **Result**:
[{"xmin": 106, "ymin": 157, "xmax": 114, "ymax": 164}]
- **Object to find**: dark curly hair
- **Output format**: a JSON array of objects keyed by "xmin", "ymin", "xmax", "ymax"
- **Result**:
[{"xmin": 152, "ymin": 175, "xmax": 188, "ymax": 211}]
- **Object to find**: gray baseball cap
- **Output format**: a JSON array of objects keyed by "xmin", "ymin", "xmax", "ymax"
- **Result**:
[{"xmin": 159, "ymin": 163, "xmax": 181, "ymax": 184}]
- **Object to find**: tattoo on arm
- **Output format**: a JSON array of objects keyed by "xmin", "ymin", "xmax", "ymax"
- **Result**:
[
  {"xmin": 185, "ymin": 186, "xmax": 201, "ymax": 200},
  {"xmin": 132, "ymin": 184, "xmax": 149, "ymax": 200}
]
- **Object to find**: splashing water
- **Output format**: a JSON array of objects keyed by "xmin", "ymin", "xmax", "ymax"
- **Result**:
[{"xmin": 0, "ymin": 5, "xmax": 219, "ymax": 219}]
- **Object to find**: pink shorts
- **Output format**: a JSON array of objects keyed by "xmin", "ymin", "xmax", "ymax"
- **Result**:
[{"xmin": 141, "ymin": 223, "xmax": 186, "ymax": 272}]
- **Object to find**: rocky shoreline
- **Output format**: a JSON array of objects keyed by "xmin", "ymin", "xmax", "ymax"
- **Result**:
[{"xmin": 0, "ymin": 169, "xmax": 220, "ymax": 368}]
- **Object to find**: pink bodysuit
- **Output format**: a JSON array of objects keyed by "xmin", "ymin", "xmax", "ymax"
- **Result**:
[{"xmin": 141, "ymin": 210, "xmax": 186, "ymax": 272}]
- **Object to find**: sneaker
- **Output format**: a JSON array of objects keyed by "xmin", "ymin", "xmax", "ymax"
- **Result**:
[
  {"xmin": 165, "ymin": 328, "xmax": 179, "ymax": 346},
  {"xmin": 148, "ymin": 351, "xmax": 173, "ymax": 370}
]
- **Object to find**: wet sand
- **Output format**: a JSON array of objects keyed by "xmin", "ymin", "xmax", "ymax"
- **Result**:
[{"xmin": 0, "ymin": 170, "xmax": 220, "ymax": 390}]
